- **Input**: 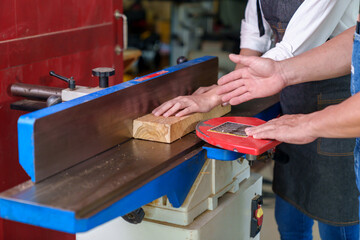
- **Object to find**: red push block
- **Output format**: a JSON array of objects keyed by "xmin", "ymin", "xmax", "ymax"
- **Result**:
[{"xmin": 196, "ymin": 117, "xmax": 280, "ymax": 156}]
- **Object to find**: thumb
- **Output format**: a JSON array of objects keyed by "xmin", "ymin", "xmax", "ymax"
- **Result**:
[{"xmin": 229, "ymin": 54, "xmax": 256, "ymax": 67}]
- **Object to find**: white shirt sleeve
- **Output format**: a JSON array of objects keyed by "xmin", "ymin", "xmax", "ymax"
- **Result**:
[
  {"xmin": 240, "ymin": 0, "xmax": 272, "ymax": 53},
  {"xmin": 262, "ymin": 0, "xmax": 358, "ymax": 61}
]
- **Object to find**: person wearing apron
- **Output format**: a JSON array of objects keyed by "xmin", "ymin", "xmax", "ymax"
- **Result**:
[
  {"xmin": 218, "ymin": 23, "xmax": 360, "ymax": 240},
  {"xmin": 231, "ymin": 24, "xmax": 360, "ymax": 239},
  {"xmin": 239, "ymin": 0, "xmax": 360, "ymax": 239},
  {"xmin": 152, "ymin": 1, "xmax": 359, "ymax": 238},
  {"xmin": 153, "ymin": 3, "xmax": 360, "ymax": 239}
]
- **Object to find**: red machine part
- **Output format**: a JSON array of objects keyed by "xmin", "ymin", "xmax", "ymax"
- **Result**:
[
  {"xmin": 250, "ymin": 195, "xmax": 263, "ymax": 238},
  {"xmin": 196, "ymin": 117, "xmax": 280, "ymax": 156},
  {"xmin": 254, "ymin": 205, "xmax": 264, "ymax": 226},
  {"xmin": 0, "ymin": 0, "xmax": 124, "ymax": 239}
]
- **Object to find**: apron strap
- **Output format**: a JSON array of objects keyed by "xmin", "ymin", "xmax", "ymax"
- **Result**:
[{"xmin": 257, "ymin": 0, "xmax": 265, "ymax": 37}]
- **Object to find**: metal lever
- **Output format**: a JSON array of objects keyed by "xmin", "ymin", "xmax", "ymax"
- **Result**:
[
  {"xmin": 49, "ymin": 71, "xmax": 76, "ymax": 90},
  {"xmin": 114, "ymin": 10, "xmax": 128, "ymax": 54}
]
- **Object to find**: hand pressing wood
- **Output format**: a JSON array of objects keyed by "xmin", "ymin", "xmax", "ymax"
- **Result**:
[{"xmin": 133, "ymin": 105, "xmax": 231, "ymax": 143}]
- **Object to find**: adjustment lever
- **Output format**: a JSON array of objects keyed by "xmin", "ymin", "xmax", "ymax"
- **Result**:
[{"xmin": 49, "ymin": 71, "xmax": 76, "ymax": 90}]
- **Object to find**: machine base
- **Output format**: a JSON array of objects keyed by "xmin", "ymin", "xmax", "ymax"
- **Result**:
[
  {"xmin": 142, "ymin": 158, "xmax": 250, "ymax": 226},
  {"xmin": 77, "ymin": 173, "xmax": 262, "ymax": 240}
]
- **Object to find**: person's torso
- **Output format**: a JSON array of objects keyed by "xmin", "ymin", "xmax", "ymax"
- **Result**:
[{"xmin": 260, "ymin": 0, "xmax": 359, "ymax": 225}]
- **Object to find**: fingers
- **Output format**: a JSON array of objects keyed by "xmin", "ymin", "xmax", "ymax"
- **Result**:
[
  {"xmin": 152, "ymin": 100, "xmax": 177, "ymax": 116},
  {"xmin": 152, "ymin": 101, "xmax": 181, "ymax": 117},
  {"xmin": 245, "ymin": 124, "xmax": 280, "ymax": 141},
  {"xmin": 246, "ymin": 122, "xmax": 277, "ymax": 137},
  {"xmin": 163, "ymin": 102, "xmax": 184, "ymax": 117},
  {"xmin": 218, "ymin": 69, "xmax": 245, "ymax": 86},
  {"xmin": 244, "ymin": 114, "xmax": 317, "ymax": 144},
  {"xmin": 152, "ymin": 96, "xmax": 197, "ymax": 117},
  {"xmin": 252, "ymin": 129, "xmax": 278, "ymax": 140},
  {"xmin": 217, "ymin": 79, "xmax": 245, "ymax": 95},
  {"xmin": 220, "ymin": 85, "xmax": 248, "ymax": 103},
  {"xmin": 175, "ymin": 107, "xmax": 191, "ymax": 117},
  {"xmin": 228, "ymin": 92, "xmax": 252, "ymax": 105}
]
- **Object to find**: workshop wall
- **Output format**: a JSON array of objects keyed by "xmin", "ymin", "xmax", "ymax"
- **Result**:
[{"xmin": 0, "ymin": 0, "xmax": 124, "ymax": 239}]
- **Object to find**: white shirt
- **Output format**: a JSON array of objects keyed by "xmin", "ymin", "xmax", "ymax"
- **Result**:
[{"xmin": 240, "ymin": 0, "xmax": 359, "ymax": 61}]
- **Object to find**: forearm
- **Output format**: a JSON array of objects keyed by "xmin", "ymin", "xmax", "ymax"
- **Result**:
[
  {"xmin": 279, "ymin": 26, "xmax": 354, "ymax": 86},
  {"xmin": 307, "ymin": 92, "xmax": 360, "ymax": 138}
]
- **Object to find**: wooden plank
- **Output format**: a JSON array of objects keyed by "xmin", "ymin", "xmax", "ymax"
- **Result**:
[{"xmin": 133, "ymin": 104, "xmax": 231, "ymax": 143}]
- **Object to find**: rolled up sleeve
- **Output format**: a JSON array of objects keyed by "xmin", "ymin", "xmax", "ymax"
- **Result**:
[
  {"xmin": 262, "ymin": 0, "xmax": 356, "ymax": 61},
  {"xmin": 240, "ymin": 0, "xmax": 272, "ymax": 53}
]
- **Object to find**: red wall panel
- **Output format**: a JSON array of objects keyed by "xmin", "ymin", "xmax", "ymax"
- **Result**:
[
  {"xmin": 0, "ymin": 0, "xmax": 123, "ymax": 239},
  {"xmin": 3, "ymin": 221, "xmax": 74, "ymax": 240},
  {"xmin": 0, "ymin": 0, "xmax": 16, "ymax": 41}
]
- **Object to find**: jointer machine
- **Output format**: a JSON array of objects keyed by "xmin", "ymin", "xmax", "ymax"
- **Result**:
[{"xmin": 0, "ymin": 56, "xmax": 280, "ymax": 240}]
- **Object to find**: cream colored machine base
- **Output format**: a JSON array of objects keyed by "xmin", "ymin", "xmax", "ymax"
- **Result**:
[{"xmin": 77, "ymin": 159, "xmax": 262, "ymax": 240}]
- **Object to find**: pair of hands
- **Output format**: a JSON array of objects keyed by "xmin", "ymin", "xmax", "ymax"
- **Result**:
[
  {"xmin": 152, "ymin": 54, "xmax": 287, "ymax": 117},
  {"xmin": 152, "ymin": 54, "xmax": 315, "ymax": 144},
  {"xmin": 151, "ymin": 84, "xmax": 221, "ymax": 118}
]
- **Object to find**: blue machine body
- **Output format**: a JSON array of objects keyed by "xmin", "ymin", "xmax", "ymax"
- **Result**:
[{"xmin": 0, "ymin": 150, "xmax": 206, "ymax": 233}]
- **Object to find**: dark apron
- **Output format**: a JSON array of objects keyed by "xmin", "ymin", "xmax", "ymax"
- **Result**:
[{"xmin": 260, "ymin": 0, "xmax": 359, "ymax": 225}]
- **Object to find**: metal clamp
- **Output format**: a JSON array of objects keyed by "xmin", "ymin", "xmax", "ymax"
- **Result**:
[{"xmin": 114, "ymin": 10, "xmax": 128, "ymax": 55}]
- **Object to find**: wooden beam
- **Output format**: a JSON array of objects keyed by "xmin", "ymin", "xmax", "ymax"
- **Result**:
[{"xmin": 133, "ymin": 105, "xmax": 231, "ymax": 143}]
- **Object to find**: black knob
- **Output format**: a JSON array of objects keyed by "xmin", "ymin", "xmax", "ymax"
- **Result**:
[
  {"xmin": 176, "ymin": 56, "xmax": 188, "ymax": 64},
  {"xmin": 122, "ymin": 208, "xmax": 145, "ymax": 224},
  {"xmin": 46, "ymin": 95, "xmax": 62, "ymax": 107},
  {"xmin": 92, "ymin": 67, "xmax": 115, "ymax": 88}
]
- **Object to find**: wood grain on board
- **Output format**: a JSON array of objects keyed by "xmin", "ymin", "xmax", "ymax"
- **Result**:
[{"xmin": 133, "ymin": 105, "xmax": 231, "ymax": 143}]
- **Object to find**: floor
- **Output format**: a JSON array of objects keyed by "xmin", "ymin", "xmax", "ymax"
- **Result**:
[{"xmin": 254, "ymin": 161, "xmax": 321, "ymax": 240}]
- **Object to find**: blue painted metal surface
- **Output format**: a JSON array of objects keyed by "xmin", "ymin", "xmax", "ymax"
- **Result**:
[
  {"xmin": 203, "ymin": 146, "xmax": 244, "ymax": 161},
  {"xmin": 0, "ymin": 150, "xmax": 206, "ymax": 233},
  {"xmin": 17, "ymin": 56, "xmax": 216, "ymax": 182}
]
